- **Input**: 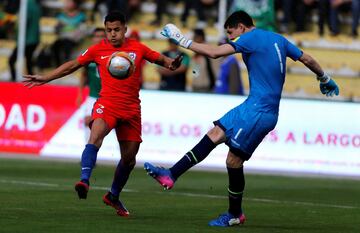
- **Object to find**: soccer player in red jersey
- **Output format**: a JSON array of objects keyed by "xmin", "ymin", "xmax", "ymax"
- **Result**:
[{"xmin": 23, "ymin": 11, "xmax": 182, "ymax": 217}]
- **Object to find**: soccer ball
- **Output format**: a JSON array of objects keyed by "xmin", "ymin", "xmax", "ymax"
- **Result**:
[{"xmin": 107, "ymin": 51, "xmax": 135, "ymax": 79}]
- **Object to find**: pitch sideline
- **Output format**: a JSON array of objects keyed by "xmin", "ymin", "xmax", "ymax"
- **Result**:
[{"xmin": 0, "ymin": 178, "xmax": 358, "ymax": 210}]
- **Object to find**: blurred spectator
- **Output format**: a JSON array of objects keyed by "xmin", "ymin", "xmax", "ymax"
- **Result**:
[
  {"xmin": 76, "ymin": 27, "xmax": 106, "ymax": 141},
  {"xmin": 8, "ymin": 0, "xmax": 41, "ymax": 82},
  {"xmin": 127, "ymin": 0, "xmax": 142, "ymax": 21},
  {"xmin": 158, "ymin": 39, "xmax": 190, "ymax": 91},
  {"xmin": 0, "ymin": 12, "xmax": 14, "ymax": 39},
  {"xmin": 103, "ymin": 1, "xmax": 140, "ymax": 22},
  {"xmin": 150, "ymin": 0, "xmax": 182, "ymax": 26},
  {"xmin": 190, "ymin": 29, "xmax": 216, "ymax": 92},
  {"xmin": 214, "ymin": 38, "xmax": 244, "ymax": 95},
  {"xmin": 106, "ymin": 0, "xmax": 127, "ymax": 12},
  {"xmin": 3, "ymin": 0, "xmax": 20, "ymax": 14},
  {"xmin": 52, "ymin": 0, "xmax": 86, "ymax": 66},
  {"xmin": 351, "ymin": 0, "xmax": 360, "ymax": 37},
  {"xmin": 277, "ymin": 0, "xmax": 330, "ymax": 36},
  {"xmin": 275, "ymin": 0, "xmax": 291, "ymax": 33},
  {"xmin": 275, "ymin": 0, "xmax": 289, "ymax": 33},
  {"xmin": 0, "ymin": 0, "xmax": 19, "ymax": 39},
  {"xmin": 90, "ymin": 0, "xmax": 107, "ymax": 23},
  {"xmin": 150, "ymin": 0, "xmax": 217, "ymax": 28},
  {"xmin": 127, "ymin": 28, "xmax": 141, "ymax": 40},
  {"xmin": 182, "ymin": 0, "xmax": 219, "ymax": 28},
  {"xmin": 230, "ymin": 0, "xmax": 276, "ymax": 31},
  {"xmin": 35, "ymin": 43, "xmax": 53, "ymax": 70},
  {"xmin": 329, "ymin": 0, "xmax": 360, "ymax": 37},
  {"xmin": 298, "ymin": 0, "xmax": 329, "ymax": 35}
]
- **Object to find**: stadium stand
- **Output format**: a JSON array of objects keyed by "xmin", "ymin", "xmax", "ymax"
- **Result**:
[{"xmin": 0, "ymin": 0, "xmax": 359, "ymax": 101}]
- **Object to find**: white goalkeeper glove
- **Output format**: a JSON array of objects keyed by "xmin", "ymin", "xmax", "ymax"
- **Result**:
[{"xmin": 160, "ymin": 24, "xmax": 192, "ymax": 48}]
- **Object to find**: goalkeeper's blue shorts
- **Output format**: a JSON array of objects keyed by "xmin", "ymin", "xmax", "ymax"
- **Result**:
[{"xmin": 214, "ymin": 102, "xmax": 278, "ymax": 160}]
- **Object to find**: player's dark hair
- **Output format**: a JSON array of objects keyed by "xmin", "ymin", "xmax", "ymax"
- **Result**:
[
  {"xmin": 224, "ymin": 10, "xmax": 254, "ymax": 29},
  {"xmin": 104, "ymin": 11, "xmax": 127, "ymax": 25}
]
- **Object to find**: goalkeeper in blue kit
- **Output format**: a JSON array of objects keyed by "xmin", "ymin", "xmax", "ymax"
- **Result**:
[{"xmin": 144, "ymin": 11, "xmax": 339, "ymax": 227}]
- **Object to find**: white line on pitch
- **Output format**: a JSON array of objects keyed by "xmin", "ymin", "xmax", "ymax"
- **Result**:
[
  {"xmin": 0, "ymin": 179, "xmax": 59, "ymax": 187},
  {"xmin": 1, "ymin": 179, "xmax": 358, "ymax": 210},
  {"xmin": 91, "ymin": 185, "xmax": 137, "ymax": 192},
  {"xmin": 0, "ymin": 179, "xmax": 136, "ymax": 192},
  {"xmin": 162, "ymin": 191, "xmax": 357, "ymax": 209}
]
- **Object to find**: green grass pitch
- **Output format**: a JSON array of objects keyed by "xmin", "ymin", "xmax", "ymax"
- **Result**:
[{"xmin": 0, "ymin": 157, "xmax": 359, "ymax": 233}]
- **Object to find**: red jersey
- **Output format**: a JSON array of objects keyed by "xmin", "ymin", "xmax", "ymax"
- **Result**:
[{"xmin": 77, "ymin": 38, "xmax": 160, "ymax": 115}]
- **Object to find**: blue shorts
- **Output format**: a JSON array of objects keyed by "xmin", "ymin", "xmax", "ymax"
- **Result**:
[{"xmin": 214, "ymin": 103, "xmax": 278, "ymax": 160}]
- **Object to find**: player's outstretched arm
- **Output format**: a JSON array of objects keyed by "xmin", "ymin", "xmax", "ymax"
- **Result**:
[
  {"xmin": 155, "ymin": 54, "xmax": 183, "ymax": 71},
  {"xmin": 23, "ymin": 60, "xmax": 83, "ymax": 88},
  {"xmin": 298, "ymin": 52, "xmax": 339, "ymax": 97},
  {"xmin": 160, "ymin": 24, "xmax": 235, "ymax": 59}
]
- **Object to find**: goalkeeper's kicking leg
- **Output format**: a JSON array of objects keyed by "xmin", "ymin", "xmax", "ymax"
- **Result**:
[
  {"xmin": 144, "ymin": 125, "xmax": 225, "ymax": 189},
  {"xmin": 144, "ymin": 125, "xmax": 247, "ymax": 227}
]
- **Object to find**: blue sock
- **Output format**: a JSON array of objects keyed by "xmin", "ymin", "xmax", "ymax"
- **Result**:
[
  {"xmin": 170, "ymin": 135, "xmax": 216, "ymax": 179},
  {"xmin": 110, "ymin": 160, "xmax": 134, "ymax": 197},
  {"xmin": 80, "ymin": 144, "xmax": 99, "ymax": 182}
]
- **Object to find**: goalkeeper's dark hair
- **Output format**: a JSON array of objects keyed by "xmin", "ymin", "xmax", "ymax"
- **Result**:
[
  {"xmin": 104, "ymin": 11, "xmax": 127, "ymax": 25},
  {"xmin": 224, "ymin": 10, "xmax": 254, "ymax": 29}
]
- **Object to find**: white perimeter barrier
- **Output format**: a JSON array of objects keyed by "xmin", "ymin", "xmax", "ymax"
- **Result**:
[{"xmin": 39, "ymin": 90, "xmax": 360, "ymax": 177}]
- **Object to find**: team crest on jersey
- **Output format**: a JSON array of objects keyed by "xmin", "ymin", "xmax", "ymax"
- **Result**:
[
  {"xmin": 96, "ymin": 108, "xmax": 103, "ymax": 114},
  {"xmin": 128, "ymin": 52, "xmax": 136, "ymax": 61},
  {"xmin": 96, "ymin": 104, "xmax": 104, "ymax": 114}
]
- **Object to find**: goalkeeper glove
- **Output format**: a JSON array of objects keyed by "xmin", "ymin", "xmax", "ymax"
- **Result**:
[
  {"xmin": 317, "ymin": 73, "xmax": 339, "ymax": 97},
  {"xmin": 160, "ymin": 24, "xmax": 192, "ymax": 48}
]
